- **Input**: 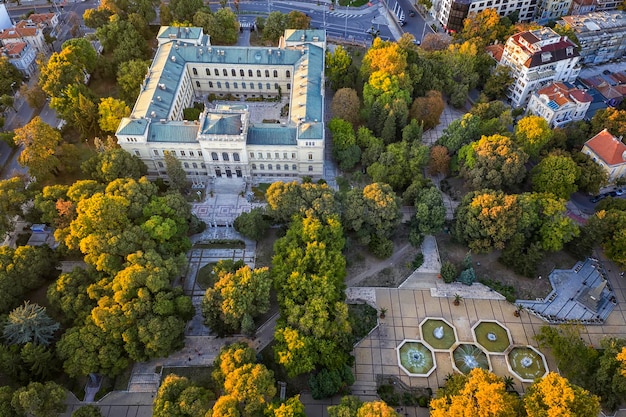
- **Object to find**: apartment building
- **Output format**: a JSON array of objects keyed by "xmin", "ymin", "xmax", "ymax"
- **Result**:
[
  {"xmin": 0, "ymin": 23, "xmax": 48, "ymax": 54},
  {"xmin": 582, "ymin": 129, "xmax": 626, "ymax": 181},
  {"xmin": 561, "ymin": 11, "xmax": 626, "ymax": 65},
  {"xmin": 526, "ymin": 82, "xmax": 592, "ymax": 127},
  {"xmin": 432, "ymin": 0, "xmax": 537, "ymax": 33},
  {"xmin": 0, "ymin": 41, "xmax": 36, "ymax": 77},
  {"xmin": 569, "ymin": 0, "xmax": 621, "ymax": 14},
  {"xmin": 116, "ymin": 27, "xmax": 326, "ymax": 186},
  {"xmin": 499, "ymin": 27, "xmax": 581, "ymax": 107},
  {"xmin": 535, "ymin": 0, "xmax": 573, "ymax": 24}
]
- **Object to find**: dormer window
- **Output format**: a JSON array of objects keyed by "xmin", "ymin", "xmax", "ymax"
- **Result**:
[
  {"xmin": 566, "ymin": 46, "xmax": 574, "ymax": 56},
  {"xmin": 541, "ymin": 52, "xmax": 552, "ymax": 62}
]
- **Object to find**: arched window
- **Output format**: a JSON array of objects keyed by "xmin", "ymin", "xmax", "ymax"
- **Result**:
[
  {"xmin": 292, "ymin": 164, "xmax": 297, "ymax": 171},
  {"xmin": 265, "ymin": 70, "xmax": 270, "ymax": 77},
  {"xmin": 211, "ymin": 152, "xmax": 219, "ymax": 161},
  {"xmin": 284, "ymin": 164, "xmax": 288, "ymax": 170},
  {"xmin": 196, "ymin": 81, "xmax": 200, "ymax": 88},
  {"xmin": 258, "ymin": 83, "xmax": 263, "ymax": 89},
  {"xmin": 192, "ymin": 68, "xmax": 197, "ymax": 75},
  {"xmin": 266, "ymin": 83, "xmax": 270, "ymax": 90},
  {"xmin": 286, "ymin": 70, "xmax": 291, "ymax": 78},
  {"xmin": 275, "ymin": 83, "xmax": 279, "ymax": 90},
  {"xmin": 268, "ymin": 164, "xmax": 272, "ymax": 170},
  {"xmin": 222, "ymin": 152, "xmax": 229, "ymax": 161},
  {"xmin": 287, "ymin": 83, "xmax": 291, "ymax": 90},
  {"xmin": 217, "ymin": 81, "xmax": 221, "ymax": 88},
  {"xmin": 231, "ymin": 69, "xmax": 236, "ymax": 76},
  {"xmin": 308, "ymin": 165, "xmax": 313, "ymax": 171},
  {"xmin": 249, "ymin": 69, "xmax": 253, "ymax": 77},
  {"xmin": 183, "ymin": 162, "xmax": 189, "ymax": 168},
  {"xmin": 223, "ymin": 69, "xmax": 227, "ymax": 76},
  {"xmin": 214, "ymin": 68, "xmax": 219, "ymax": 76},
  {"xmin": 273, "ymin": 70, "xmax": 278, "ymax": 78},
  {"xmin": 192, "ymin": 162, "xmax": 198, "ymax": 168},
  {"xmin": 252, "ymin": 164, "xmax": 256, "ymax": 170},
  {"xmin": 276, "ymin": 164, "xmax": 280, "ymax": 170},
  {"xmin": 242, "ymin": 82, "xmax": 246, "ymax": 89},
  {"xmin": 206, "ymin": 68, "xmax": 210, "ymax": 75},
  {"xmin": 260, "ymin": 164, "xmax": 265, "ymax": 170},
  {"xmin": 240, "ymin": 69, "xmax": 244, "ymax": 76},
  {"xmin": 225, "ymin": 82, "xmax": 230, "ymax": 88},
  {"xmin": 233, "ymin": 153, "xmax": 240, "ymax": 161},
  {"xmin": 209, "ymin": 81, "xmax": 213, "ymax": 88},
  {"xmin": 257, "ymin": 70, "xmax": 261, "ymax": 77}
]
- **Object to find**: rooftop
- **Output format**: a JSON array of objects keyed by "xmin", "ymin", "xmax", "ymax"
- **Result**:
[
  {"xmin": 535, "ymin": 82, "xmax": 592, "ymax": 108},
  {"xmin": 585, "ymin": 128, "xmax": 626, "ymax": 166},
  {"xmin": 561, "ymin": 10, "xmax": 626, "ymax": 33}
]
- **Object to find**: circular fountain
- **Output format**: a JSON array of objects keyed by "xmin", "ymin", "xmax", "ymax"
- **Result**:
[
  {"xmin": 397, "ymin": 340, "xmax": 436, "ymax": 377},
  {"xmin": 472, "ymin": 320, "xmax": 512, "ymax": 354},
  {"xmin": 420, "ymin": 318, "xmax": 458, "ymax": 351},
  {"xmin": 452, "ymin": 344, "xmax": 491, "ymax": 374},
  {"xmin": 506, "ymin": 346, "xmax": 548, "ymax": 382}
]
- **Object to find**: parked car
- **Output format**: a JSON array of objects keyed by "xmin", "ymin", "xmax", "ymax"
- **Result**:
[
  {"xmin": 590, "ymin": 194, "xmax": 606, "ymax": 203},
  {"xmin": 608, "ymin": 191, "xmax": 618, "ymax": 197},
  {"xmin": 409, "ymin": 10, "xmax": 415, "ymax": 16},
  {"xmin": 615, "ymin": 188, "xmax": 624, "ymax": 196}
]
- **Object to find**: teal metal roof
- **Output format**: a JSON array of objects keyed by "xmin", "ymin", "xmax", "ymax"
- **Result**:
[
  {"xmin": 157, "ymin": 26, "xmax": 203, "ymax": 42},
  {"xmin": 148, "ymin": 122, "xmax": 199, "ymax": 142},
  {"xmin": 117, "ymin": 118, "xmax": 149, "ymax": 135},
  {"xmin": 173, "ymin": 44, "xmax": 303, "ymax": 67},
  {"xmin": 247, "ymin": 125, "xmax": 297, "ymax": 145},
  {"xmin": 305, "ymin": 45, "xmax": 323, "ymax": 122},
  {"xmin": 285, "ymin": 29, "xmax": 326, "ymax": 42},
  {"xmin": 298, "ymin": 122, "xmax": 323, "ymax": 140},
  {"xmin": 201, "ymin": 113, "xmax": 242, "ymax": 135}
]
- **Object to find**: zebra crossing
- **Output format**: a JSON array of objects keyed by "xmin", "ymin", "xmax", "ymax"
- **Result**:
[{"xmin": 327, "ymin": 11, "xmax": 360, "ymax": 17}]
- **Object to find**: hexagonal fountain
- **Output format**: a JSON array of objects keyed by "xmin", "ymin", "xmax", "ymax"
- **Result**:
[
  {"xmin": 472, "ymin": 320, "xmax": 512, "ymax": 354},
  {"xmin": 452, "ymin": 344, "xmax": 491, "ymax": 374},
  {"xmin": 420, "ymin": 318, "xmax": 457, "ymax": 351},
  {"xmin": 506, "ymin": 346, "xmax": 548, "ymax": 383},
  {"xmin": 397, "ymin": 340, "xmax": 436, "ymax": 377}
]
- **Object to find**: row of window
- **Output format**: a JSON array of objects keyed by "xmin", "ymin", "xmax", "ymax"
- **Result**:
[
  {"xmin": 192, "ymin": 68, "xmax": 291, "ymax": 79},
  {"xmin": 151, "ymin": 149, "xmax": 244, "ymax": 162},
  {"xmin": 196, "ymin": 81, "xmax": 289, "ymax": 90},
  {"xmin": 251, "ymin": 152, "xmax": 296, "ymax": 160}
]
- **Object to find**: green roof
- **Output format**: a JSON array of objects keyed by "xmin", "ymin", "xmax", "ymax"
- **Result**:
[
  {"xmin": 305, "ymin": 45, "xmax": 323, "ymax": 122},
  {"xmin": 157, "ymin": 26, "xmax": 203, "ymax": 42},
  {"xmin": 298, "ymin": 122, "xmax": 323, "ymax": 140},
  {"xmin": 247, "ymin": 125, "xmax": 297, "ymax": 145},
  {"xmin": 285, "ymin": 30, "xmax": 326, "ymax": 42}
]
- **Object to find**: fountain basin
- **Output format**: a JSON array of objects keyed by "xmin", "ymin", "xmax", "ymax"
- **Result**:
[
  {"xmin": 420, "ymin": 318, "xmax": 457, "ymax": 351},
  {"xmin": 452, "ymin": 343, "xmax": 491, "ymax": 374},
  {"xmin": 472, "ymin": 320, "xmax": 512, "ymax": 353},
  {"xmin": 506, "ymin": 346, "xmax": 548, "ymax": 382},
  {"xmin": 397, "ymin": 340, "xmax": 436, "ymax": 377}
]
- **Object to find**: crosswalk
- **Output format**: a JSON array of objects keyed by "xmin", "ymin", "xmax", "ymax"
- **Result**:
[{"xmin": 327, "ymin": 11, "xmax": 361, "ymax": 17}]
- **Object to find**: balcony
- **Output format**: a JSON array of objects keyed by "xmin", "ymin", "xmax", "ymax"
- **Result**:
[{"xmin": 527, "ymin": 69, "xmax": 555, "ymax": 81}]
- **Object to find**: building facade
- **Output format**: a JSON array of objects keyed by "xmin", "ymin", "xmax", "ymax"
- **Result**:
[
  {"xmin": 535, "ymin": 0, "xmax": 573, "ymax": 24},
  {"xmin": 432, "ymin": 0, "xmax": 537, "ymax": 33},
  {"xmin": 526, "ymin": 82, "xmax": 592, "ymax": 127},
  {"xmin": 116, "ymin": 27, "xmax": 326, "ymax": 187},
  {"xmin": 0, "ymin": 41, "xmax": 36, "ymax": 77},
  {"xmin": 499, "ymin": 27, "xmax": 581, "ymax": 107},
  {"xmin": 582, "ymin": 129, "xmax": 626, "ymax": 181},
  {"xmin": 0, "ymin": 24, "xmax": 47, "ymax": 54},
  {"xmin": 561, "ymin": 11, "xmax": 626, "ymax": 65}
]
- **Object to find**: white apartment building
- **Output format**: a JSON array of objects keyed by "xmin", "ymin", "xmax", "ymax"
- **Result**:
[
  {"xmin": 499, "ymin": 27, "xmax": 581, "ymax": 107},
  {"xmin": 432, "ymin": 0, "xmax": 537, "ymax": 33},
  {"xmin": 582, "ymin": 129, "xmax": 626, "ymax": 181},
  {"xmin": 535, "ymin": 0, "xmax": 573, "ymax": 24},
  {"xmin": 0, "ymin": 23, "xmax": 48, "ymax": 54},
  {"xmin": 561, "ymin": 11, "xmax": 626, "ymax": 65},
  {"xmin": 526, "ymin": 82, "xmax": 592, "ymax": 127},
  {"xmin": 116, "ymin": 27, "xmax": 326, "ymax": 187},
  {"xmin": 0, "ymin": 41, "xmax": 36, "ymax": 77}
]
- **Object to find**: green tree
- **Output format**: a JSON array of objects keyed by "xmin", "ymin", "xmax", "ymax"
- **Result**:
[
  {"xmin": 72, "ymin": 405, "xmax": 104, "ymax": 417},
  {"xmin": 20, "ymin": 342, "xmax": 59, "ymax": 382},
  {"xmin": 0, "ymin": 56, "xmax": 22, "ymax": 97},
  {"xmin": 590, "ymin": 107, "xmax": 626, "ymax": 138},
  {"xmin": 356, "ymin": 126, "xmax": 384, "ymax": 168},
  {"xmin": 592, "ymin": 338, "xmax": 626, "ymax": 411},
  {"xmin": 457, "ymin": 8, "xmax": 511, "ymax": 45},
  {"xmin": 410, "ymin": 90, "xmax": 444, "ymax": 130},
  {"xmin": 266, "ymin": 395, "xmax": 306, "ymax": 417},
  {"xmin": 20, "ymin": 81, "xmax": 46, "ymax": 110},
  {"xmin": 153, "ymin": 374, "xmax": 212, "ymax": 417},
  {"xmin": 326, "ymin": 46, "xmax": 356, "ymax": 90},
  {"xmin": 367, "ymin": 138, "xmax": 428, "ymax": 191},
  {"xmin": 202, "ymin": 265, "xmax": 271, "ymax": 335},
  {"xmin": 3, "ymin": 302, "xmax": 60, "ymax": 346},
  {"xmin": 212, "ymin": 342, "xmax": 256, "ymax": 387},
  {"xmin": 39, "ymin": 39, "xmax": 95, "ymax": 98},
  {"xmin": 514, "ymin": 115, "xmax": 553, "ymax": 158},
  {"xmin": 0, "ymin": 386, "xmax": 21, "ymax": 417},
  {"xmin": 309, "ymin": 366, "xmax": 355, "ymax": 399},
  {"xmin": 81, "ymin": 149, "xmax": 147, "ymax": 183},
  {"xmin": 164, "ymin": 151, "xmax": 189, "ymax": 192},
  {"xmin": 117, "ymin": 59, "xmax": 150, "ymax": 105},
  {"xmin": 169, "ymin": 0, "xmax": 203, "ymax": 22},
  {"xmin": 262, "ymin": 11, "xmax": 287, "ymax": 44},
  {"xmin": 0, "ymin": 177, "xmax": 29, "ymax": 238},
  {"xmin": 531, "ymin": 153, "xmax": 580, "ymax": 199},
  {"xmin": 51, "ymin": 84, "xmax": 100, "ymax": 137},
  {"xmin": 265, "ymin": 181, "xmax": 337, "ymax": 223},
  {"xmin": 47, "ymin": 267, "xmax": 100, "ymax": 325},
  {"xmin": 410, "ymin": 186, "xmax": 446, "ymax": 245},
  {"xmin": 482, "ymin": 65, "xmax": 513, "ymax": 100},
  {"xmin": 200, "ymin": 8, "xmax": 240, "ymax": 45},
  {"xmin": 83, "ymin": 7, "xmax": 113, "ymax": 29},
  {"xmin": 440, "ymin": 261, "xmax": 457, "ymax": 283},
  {"xmin": 459, "ymin": 134, "xmax": 528, "ymax": 190},
  {"xmin": 436, "ymin": 113, "xmax": 482, "ymax": 153},
  {"xmin": 233, "ymin": 208, "xmax": 269, "ymax": 241},
  {"xmin": 286, "ymin": 10, "xmax": 310, "ymax": 29},
  {"xmin": 523, "ymin": 372, "xmax": 600, "ymax": 417},
  {"xmin": 11, "ymin": 381, "xmax": 66, "ymax": 417},
  {"xmin": 329, "ymin": 117, "xmax": 360, "ymax": 171},
  {"xmin": 573, "ymin": 152, "xmax": 608, "ymax": 195},
  {"xmin": 328, "ymin": 395, "xmax": 362, "ymax": 417},
  {"xmin": 14, "ymin": 117, "xmax": 62, "ymax": 180},
  {"xmin": 224, "ymin": 363, "xmax": 277, "ymax": 416},
  {"xmin": 98, "ymin": 97, "xmax": 130, "ymax": 133}
]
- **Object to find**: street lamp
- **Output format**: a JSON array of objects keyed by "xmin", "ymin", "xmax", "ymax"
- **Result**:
[
  {"xmin": 10, "ymin": 82, "xmax": 16, "ymax": 96},
  {"xmin": 344, "ymin": 0, "xmax": 355, "ymax": 38}
]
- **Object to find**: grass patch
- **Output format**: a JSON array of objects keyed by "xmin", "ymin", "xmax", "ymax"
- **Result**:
[
  {"xmin": 196, "ymin": 263, "xmax": 218, "ymax": 290},
  {"xmin": 338, "ymin": 0, "xmax": 370, "ymax": 6},
  {"xmin": 348, "ymin": 303, "xmax": 378, "ymax": 343},
  {"xmin": 479, "ymin": 278, "xmax": 517, "ymax": 303},
  {"xmin": 88, "ymin": 71, "xmax": 119, "ymax": 99},
  {"xmin": 252, "ymin": 183, "xmax": 271, "ymax": 201},
  {"xmin": 162, "ymin": 366, "xmax": 215, "ymax": 389},
  {"xmin": 193, "ymin": 240, "xmax": 245, "ymax": 249}
]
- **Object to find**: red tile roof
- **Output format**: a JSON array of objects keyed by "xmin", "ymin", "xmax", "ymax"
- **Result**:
[
  {"xmin": 0, "ymin": 26, "xmax": 37, "ymax": 39},
  {"xmin": 585, "ymin": 129, "xmax": 626, "ymax": 166},
  {"xmin": 486, "ymin": 44, "xmax": 504, "ymax": 62},
  {"xmin": 536, "ymin": 82, "xmax": 592, "ymax": 105},
  {"xmin": 1, "ymin": 41, "xmax": 26, "ymax": 56}
]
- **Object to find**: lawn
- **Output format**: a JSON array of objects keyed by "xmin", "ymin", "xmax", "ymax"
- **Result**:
[
  {"xmin": 251, "ymin": 183, "xmax": 271, "ymax": 202},
  {"xmin": 162, "ymin": 366, "xmax": 215, "ymax": 389},
  {"xmin": 196, "ymin": 262, "xmax": 218, "ymax": 290}
]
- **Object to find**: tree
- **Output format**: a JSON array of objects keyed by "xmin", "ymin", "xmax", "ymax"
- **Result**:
[
  {"xmin": 11, "ymin": 381, "xmax": 66, "ymax": 417},
  {"xmin": 457, "ymin": 8, "xmax": 510, "ymax": 46},
  {"xmin": 0, "ymin": 57, "xmax": 22, "ymax": 97},
  {"xmin": 212, "ymin": 342, "xmax": 257, "ymax": 388},
  {"xmin": 410, "ymin": 186, "xmax": 446, "ymax": 245},
  {"xmin": 223, "ymin": 363, "xmax": 277, "ymax": 416},
  {"xmin": 586, "ymin": 210, "xmax": 626, "ymax": 267},
  {"xmin": 266, "ymin": 395, "xmax": 306, "ymax": 417},
  {"xmin": 430, "ymin": 368, "xmax": 520, "ymax": 417},
  {"xmin": 0, "ymin": 177, "xmax": 29, "ymax": 238},
  {"xmin": 98, "ymin": 97, "xmax": 130, "ymax": 133},
  {"xmin": 523, "ymin": 372, "xmax": 600, "ymax": 417},
  {"xmin": 331, "ymin": 88, "xmax": 360, "ymax": 127},
  {"xmin": 459, "ymin": 134, "xmax": 528, "ymax": 191},
  {"xmin": 436, "ymin": 113, "xmax": 482, "ymax": 153},
  {"xmin": 367, "ymin": 138, "xmax": 428, "ymax": 191},
  {"xmin": 590, "ymin": 108, "xmax": 626, "ymax": 139},
  {"xmin": 482, "ymin": 65, "xmax": 513, "ymax": 100},
  {"xmin": 199, "ymin": 8, "xmax": 240, "ymax": 45},
  {"xmin": 343, "ymin": 183, "xmax": 401, "ymax": 246},
  {"xmin": 169, "ymin": 0, "xmax": 203, "ymax": 22},
  {"xmin": 96, "ymin": 17, "xmax": 148, "ymax": 71},
  {"xmin": 531, "ymin": 153, "xmax": 580, "ymax": 199},
  {"xmin": 19, "ymin": 81, "xmax": 46, "ymax": 110},
  {"xmin": 0, "ymin": 386, "xmax": 21, "ymax": 417},
  {"xmin": 262, "ymin": 11, "xmax": 287, "ymax": 44},
  {"xmin": 51, "ymin": 84, "xmax": 100, "ymax": 137},
  {"xmin": 14, "ymin": 117, "xmax": 62, "ymax": 180},
  {"xmin": 428, "ymin": 145, "xmax": 451, "ymax": 176},
  {"xmin": 72, "ymin": 405, "xmax": 104, "ymax": 417},
  {"xmin": 514, "ymin": 115, "xmax": 552, "ymax": 158},
  {"xmin": 410, "ymin": 90, "xmax": 445, "ymax": 130},
  {"xmin": 420, "ymin": 33, "xmax": 451, "ymax": 51},
  {"xmin": 202, "ymin": 265, "xmax": 272, "ymax": 335},
  {"xmin": 47, "ymin": 267, "xmax": 100, "ymax": 325},
  {"xmin": 233, "ymin": 208, "xmax": 269, "ymax": 241},
  {"xmin": 329, "ymin": 117, "xmax": 360, "ymax": 171},
  {"xmin": 325, "ymin": 46, "xmax": 357, "ymax": 90},
  {"xmin": 164, "ymin": 151, "xmax": 189, "ymax": 192},
  {"xmin": 356, "ymin": 401, "xmax": 399, "ymax": 417},
  {"xmin": 81, "ymin": 149, "xmax": 147, "ymax": 183},
  {"xmin": 573, "ymin": 152, "xmax": 608, "ymax": 195},
  {"xmin": 3, "ymin": 302, "xmax": 60, "ymax": 346},
  {"xmin": 39, "ymin": 40, "xmax": 95, "ymax": 98},
  {"xmin": 265, "ymin": 181, "xmax": 337, "ymax": 223},
  {"xmin": 309, "ymin": 366, "xmax": 354, "ymax": 399},
  {"xmin": 286, "ymin": 10, "xmax": 310, "ymax": 29},
  {"xmin": 454, "ymin": 190, "xmax": 520, "ymax": 252},
  {"xmin": 153, "ymin": 374, "xmax": 212, "ymax": 417},
  {"xmin": 83, "ymin": 7, "xmax": 113, "ymax": 29},
  {"xmin": 117, "ymin": 59, "xmax": 150, "ymax": 105},
  {"xmin": 440, "ymin": 261, "xmax": 457, "ymax": 283}
]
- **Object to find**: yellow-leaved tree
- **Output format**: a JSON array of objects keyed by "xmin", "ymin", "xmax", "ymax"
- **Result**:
[{"xmin": 523, "ymin": 372, "xmax": 601, "ymax": 417}]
